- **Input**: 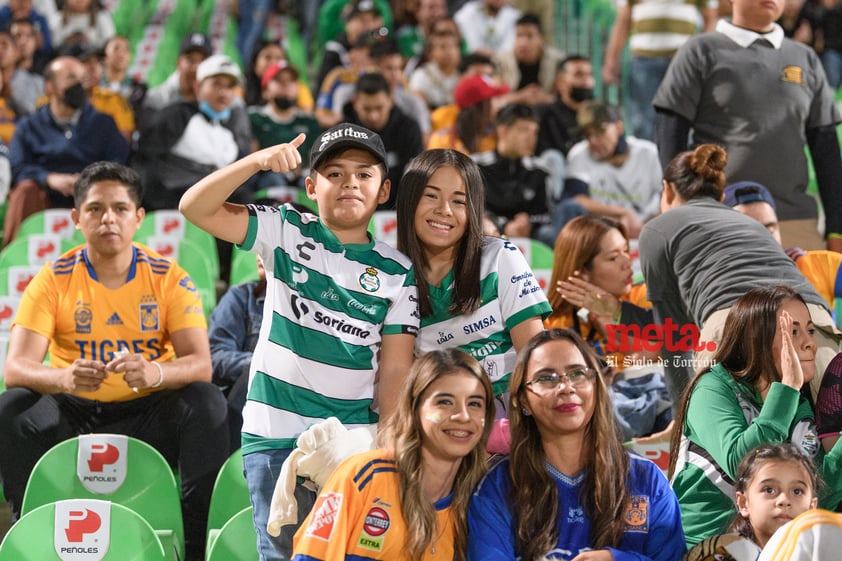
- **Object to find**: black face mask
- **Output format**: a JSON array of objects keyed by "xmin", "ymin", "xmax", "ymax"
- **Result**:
[
  {"xmin": 272, "ymin": 96, "xmax": 295, "ymax": 111},
  {"xmin": 569, "ymin": 87, "xmax": 594, "ymax": 103},
  {"xmin": 62, "ymin": 82, "xmax": 87, "ymax": 109}
]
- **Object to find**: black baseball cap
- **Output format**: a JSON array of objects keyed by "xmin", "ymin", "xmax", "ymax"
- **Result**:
[
  {"xmin": 180, "ymin": 33, "xmax": 212, "ymax": 57},
  {"xmin": 722, "ymin": 181, "xmax": 777, "ymax": 210},
  {"xmin": 309, "ymin": 123, "xmax": 388, "ymax": 173}
]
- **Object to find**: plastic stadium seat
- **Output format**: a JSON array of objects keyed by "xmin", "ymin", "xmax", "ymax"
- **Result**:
[
  {"xmin": 135, "ymin": 210, "xmax": 220, "ymax": 280},
  {"xmin": 0, "ymin": 234, "xmax": 78, "ymax": 271},
  {"xmin": 205, "ymin": 506, "xmax": 258, "ymax": 561},
  {"xmin": 507, "ymin": 237, "xmax": 554, "ymax": 295},
  {"xmin": 20, "ymin": 434, "xmax": 184, "ymax": 561},
  {"xmin": 0, "ymin": 265, "xmax": 41, "ymax": 297},
  {"xmin": 141, "ymin": 236, "xmax": 218, "ymax": 314},
  {"xmin": 229, "ymin": 249, "xmax": 260, "ymax": 286},
  {"xmin": 0, "ymin": 499, "xmax": 168, "ymax": 561},
  {"xmin": 206, "ymin": 449, "xmax": 249, "ymax": 538},
  {"xmin": 17, "ymin": 209, "xmax": 80, "ymax": 242}
]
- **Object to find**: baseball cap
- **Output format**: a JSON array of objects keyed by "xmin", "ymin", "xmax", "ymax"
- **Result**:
[
  {"xmin": 722, "ymin": 181, "xmax": 777, "ymax": 209},
  {"xmin": 309, "ymin": 123, "xmax": 388, "ymax": 173},
  {"xmin": 196, "ymin": 54, "xmax": 242, "ymax": 84},
  {"xmin": 344, "ymin": 0, "xmax": 381, "ymax": 21},
  {"xmin": 261, "ymin": 60, "xmax": 300, "ymax": 89},
  {"xmin": 58, "ymin": 40, "xmax": 100, "ymax": 62},
  {"xmin": 180, "ymin": 33, "xmax": 212, "ymax": 57},
  {"xmin": 576, "ymin": 101, "xmax": 622, "ymax": 131},
  {"xmin": 453, "ymin": 74, "xmax": 510, "ymax": 109}
]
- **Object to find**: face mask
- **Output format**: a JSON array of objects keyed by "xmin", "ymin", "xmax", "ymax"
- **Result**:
[
  {"xmin": 272, "ymin": 96, "xmax": 295, "ymax": 111},
  {"xmin": 199, "ymin": 101, "xmax": 232, "ymax": 122},
  {"xmin": 62, "ymin": 82, "xmax": 87, "ymax": 109},
  {"xmin": 569, "ymin": 87, "xmax": 594, "ymax": 103}
]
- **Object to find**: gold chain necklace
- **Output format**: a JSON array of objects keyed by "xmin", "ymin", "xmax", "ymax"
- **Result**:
[{"xmin": 430, "ymin": 508, "xmax": 451, "ymax": 555}]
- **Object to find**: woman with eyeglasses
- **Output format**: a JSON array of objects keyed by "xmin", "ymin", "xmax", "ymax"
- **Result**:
[{"xmin": 467, "ymin": 329, "xmax": 686, "ymax": 561}]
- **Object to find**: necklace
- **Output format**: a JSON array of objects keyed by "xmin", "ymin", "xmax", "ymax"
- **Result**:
[{"xmin": 430, "ymin": 509, "xmax": 451, "ymax": 555}]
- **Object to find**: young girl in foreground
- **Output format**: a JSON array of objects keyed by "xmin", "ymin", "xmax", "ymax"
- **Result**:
[
  {"xmin": 684, "ymin": 443, "xmax": 819, "ymax": 561},
  {"xmin": 291, "ymin": 349, "xmax": 495, "ymax": 561}
]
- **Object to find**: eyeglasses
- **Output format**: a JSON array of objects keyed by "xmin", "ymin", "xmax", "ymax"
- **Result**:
[{"xmin": 524, "ymin": 368, "xmax": 597, "ymax": 394}]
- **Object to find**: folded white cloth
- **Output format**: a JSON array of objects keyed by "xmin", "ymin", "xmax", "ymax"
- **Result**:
[{"xmin": 266, "ymin": 417, "xmax": 377, "ymax": 536}]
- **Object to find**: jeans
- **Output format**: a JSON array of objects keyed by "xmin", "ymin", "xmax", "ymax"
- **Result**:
[
  {"xmin": 236, "ymin": 0, "xmax": 271, "ymax": 66},
  {"xmin": 243, "ymin": 449, "xmax": 317, "ymax": 561},
  {"xmin": 628, "ymin": 56, "xmax": 672, "ymax": 141},
  {"xmin": 822, "ymin": 48, "xmax": 842, "ymax": 90}
]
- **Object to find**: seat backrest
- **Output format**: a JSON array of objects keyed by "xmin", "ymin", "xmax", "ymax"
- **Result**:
[
  {"xmin": 206, "ymin": 506, "xmax": 258, "ymax": 561},
  {"xmin": 20, "ymin": 434, "xmax": 184, "ymax": 560},
  {"xmin": 0, "ymin": 235, "xmax": 78, "ymax": 270},
  {"xmin": 0, "ymin": 498, "xmax": 168, "ymax": 561},
  {"xmin": 229, "ymin": 249, "xmax": 260, "ymax": 286},
  {"xmin": 136, "ymin": 210, "xmax": 220, "ymax": 279},
  {"xmin": 0, "ymin": 264, "xmax": 42, "ymax": 297},
  {"xmin": 17, "ymin": 209, "xmax": 76, "ymax": 241},
  {"xmin": 206, "ymin": 449, "xmax": 249, "ymax": 536}
]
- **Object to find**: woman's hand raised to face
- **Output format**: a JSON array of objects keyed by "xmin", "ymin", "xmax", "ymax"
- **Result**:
[
  {"xmin": 557, "ymin": 273, "xmax": 621, "ymax": 320},
  {"xmin": 779, "ymin": 310, "xmax": 804, "ymax": 391}
]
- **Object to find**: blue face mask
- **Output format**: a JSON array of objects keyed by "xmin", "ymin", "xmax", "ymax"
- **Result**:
[{"xmin": 199, "ymin": 101, "xmax": 231, "ymax": 122}]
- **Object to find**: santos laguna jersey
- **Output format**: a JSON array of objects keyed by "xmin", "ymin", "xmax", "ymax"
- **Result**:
[
  {"xmin": 416, "ymin": 237, "xmax": 551, "ymax": 396},
  {"xmin": 12, "ymin": 243, "xmax": 207, "ymax": 402},
  {"xmin": 239, "ymin": 204, "xmax": 419, "ymax": 454},
  {"xmin": 292, "ymin": 449, "xmax": 455, "ymax": 561}
]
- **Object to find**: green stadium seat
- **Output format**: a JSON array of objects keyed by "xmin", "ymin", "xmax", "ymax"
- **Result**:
[
  {"xmin": 206, "ymin": 506, "xmax": 258, "ymax": 561},
  {"xmin": 206, "ymin": 449, "xmax": 249, "ymax": 538},
  {"xmin": 229, "ymin": 248, "xmax": 260, "ymax": 286},
  {"xmin": 0, "ymin": 235, "xmax": 78, "ymax": 271},
  {"xmin": 0, "ymin": 499, "xmax": 168, "ymax": 561},
  {"xmin": 17, "ymin": 209, "xmax": 80, "ymax": 242},
  {"xmin": 135, "ymin": 210, "xmax": 220, "ymax": 280},
  {"xmin": 20, "ymin": 434, "xmax": 184, "ymax": 561}
]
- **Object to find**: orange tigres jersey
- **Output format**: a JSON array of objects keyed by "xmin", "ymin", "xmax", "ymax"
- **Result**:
[
  {"xmin": 293, "ymin": 450, "xmax": 455, "ymax": 561},
  {"xmin": 12, "ymin": 243, "xmax": 206, "ymax": 402}
]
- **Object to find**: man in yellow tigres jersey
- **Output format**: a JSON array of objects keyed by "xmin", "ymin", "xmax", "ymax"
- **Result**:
[{"xmin": 0, "ymin": 161, "xmax": 228, "ymax": 561}]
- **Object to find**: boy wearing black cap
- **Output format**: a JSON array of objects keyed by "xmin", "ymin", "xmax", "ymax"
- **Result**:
[{"xmin": 179, "ymin": 123, "xmax": 418, "ymax": 561}]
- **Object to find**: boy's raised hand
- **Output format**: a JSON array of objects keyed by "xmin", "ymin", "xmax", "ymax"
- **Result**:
[{"xmin": 254, "ymin": 133, "xmax": 306, "ymax": 173}]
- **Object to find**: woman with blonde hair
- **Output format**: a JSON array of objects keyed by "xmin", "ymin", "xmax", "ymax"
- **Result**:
[
  {"xmin": 292, "ymin": 348, "xmax": 495, "ymax": 561},
  {"xmin": 467, "ymin": 329, "xmax": 685, "ymax": 561}
]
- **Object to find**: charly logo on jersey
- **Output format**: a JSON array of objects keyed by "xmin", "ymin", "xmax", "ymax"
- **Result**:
[
  {"xmin": 296, "ymin": 241, "xmax": 316, "ymax": 262},
  {"xmin": 139, "ymin": 295, "xmax": 159, "ymax": 332},
  {"xmin": 54, "ymin": 499, "xmax": 111, "ymax": 561},
  {"xmin": 357, "ymin": 506, "xmax": 390, "ymax": 551},
  {"xmin": 74, "ymin": 302, "xmax": 93, "ymax": 334},
  {"xmin": 358, "ymin": 267, "xmax": 380, "ymax": 293},
  {"xmin": 76, "ymin": 434, "xmax": 128, "ymax": 494}
]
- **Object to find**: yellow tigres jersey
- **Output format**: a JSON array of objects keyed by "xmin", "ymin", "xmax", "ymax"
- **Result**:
[
  {"xmin": 12, "ymin": 243, "xmax": 206, "ymax": 402},
  {"xmin": 786, "ymin": 247, "xmax": 842, "ymax": 308},
  {"xmin": 292, "ymin": 449, "xmax": 455, "ymax": 561}
]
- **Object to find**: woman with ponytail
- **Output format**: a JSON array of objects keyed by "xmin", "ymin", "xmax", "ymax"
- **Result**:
[{"xmin": 638, "ymin": 144, "xmax": 837, "ymax": 408}]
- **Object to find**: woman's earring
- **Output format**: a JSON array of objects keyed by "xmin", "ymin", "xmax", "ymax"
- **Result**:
[{"xmin": 522, "ymin": 408, "xmax": 531, "ymax": 416}]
